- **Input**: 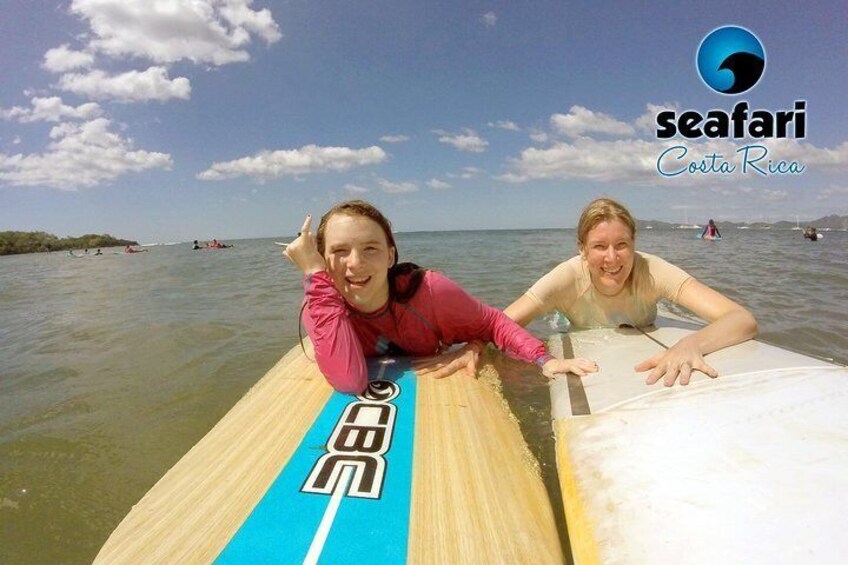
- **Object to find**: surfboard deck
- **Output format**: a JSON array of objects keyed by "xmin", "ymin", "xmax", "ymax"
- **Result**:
[
  {"xmin": 548, "ymin": 317, "xmax": 848, "ymax": 564},
  {"xmin": 95, "ymin": 344, "xmax": 564, "ymax": 564}
]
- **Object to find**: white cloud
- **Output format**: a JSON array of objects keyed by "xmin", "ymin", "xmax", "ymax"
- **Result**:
[
  {"xmin": 551, "ymin": 106, "xmax": 636, "ymax": 138},
  {"xmin": 344, "ymin": 183, "xmax": 369, "ymax": 194},
  {"xmin": 377, "ymin": 178, "xmax": 418, "ymax": 193},
  {"xmin": 481, "ymin": 11, "xmax": 497, "ymax": 27},
  {"xmin": 501, "ymin": 136, "xmax": 848, "ymax": 186},
  {"xmin": 437, "ymin": 128, "xmax": 488, "ymax": 153},
  {"xmin": 57, "ymin": 67, "xmax": 191, "ymax": 102},
  {"xmin": 447, "ymin": 166, "xmax": 485, "ymax": 180},
  {"xmin": 500, "ymin": 138, "xmax": 704, "ymax": 183},
  {"xmin": 816, "ymin": 186, "xmax": 848, "ymax": 201},
  {"xmin": 427, "ymin": 178, "xmax": 451, "ymax": 190},
  {"xmin": 197, "ymin": 145, "xmax": 387, "ymax": 181},
  {"xmin": 760, "ymin": 189, "xmax": 788, "ymax": 201},
  {"xmin": 379, "ymin": 134, "xmax": 410, "ymax": 143},
  {"xmin": 489, "ymin": 120, "xmax": 520, "ymax": 131},
  {"xmin": 0, "ymin": 118, "xmax": 172, "ymax": 189},
  {"xmin": 709, "ymin": 186, "xmax": 736, "ymax": 197},
  {"xmin": 1, "ymin": 97, "xmax": 102, "ymax": 123},
  {"xmin": 529, "ymin": 129, "xmax": 549, "ymax": 143},
  {"xmin": 42, "ymin": 45, "xmax": 95, "ymax": 73},
  {"xmin": 634, "ymin": 102, "xmax": 679, "ymax": 133},
  {"xmin": 70, "ymin": 0, "xmax": 281, "ymax": 65}
]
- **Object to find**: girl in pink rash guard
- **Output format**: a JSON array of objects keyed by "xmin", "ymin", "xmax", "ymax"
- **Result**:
[{"xmin": 282, "ymin": 200, "xmax": 596, "ymax": 394}]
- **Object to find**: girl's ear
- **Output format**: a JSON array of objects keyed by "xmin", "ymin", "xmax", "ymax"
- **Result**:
[
  {"xmin": 579, "ymin": 244, "xmax": 586, "ymax": 259},
  {"xmin": 387, "ymin": 246, "xmax": 396, "ymax": 268}
]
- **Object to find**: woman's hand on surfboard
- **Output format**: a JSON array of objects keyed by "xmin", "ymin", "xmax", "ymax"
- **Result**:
[
  {"xmin": 541, "ymin": 357, "xmax": 598, "ymax": 378},
  {"xmin": 413, "ymin": 341, "xmax": 484, "ymax": 379},
  {"xmin": 635, "ymin": 338, "xmax": 718, "ymax": 386},
  {"xmin": 283, "ymin": 215, "xmax": 326, "ymax": 275}
]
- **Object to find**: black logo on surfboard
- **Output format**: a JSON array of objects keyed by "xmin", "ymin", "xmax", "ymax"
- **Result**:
[{"xmin": 301, "ymin": 380, "xmax": 399, "ymax": 499}]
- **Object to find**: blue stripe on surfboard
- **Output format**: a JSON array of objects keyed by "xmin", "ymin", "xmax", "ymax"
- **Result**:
[{"xmin": 215, "ymin": 360, "xmax": 416, "ymax": 564}]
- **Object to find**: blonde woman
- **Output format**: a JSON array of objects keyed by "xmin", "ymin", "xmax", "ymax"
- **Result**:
[{"xmin": 504, "ymin": 198, "xmax": 758, "ymax": 387}]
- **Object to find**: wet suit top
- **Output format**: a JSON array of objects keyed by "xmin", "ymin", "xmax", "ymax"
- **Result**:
[
  {"xmin": 522, "ymin": 252, "xmax": 692, "ymax": 329},
  {"xmin": 302, "ymin": 270, "xmax": 552, "ymax": 394}
]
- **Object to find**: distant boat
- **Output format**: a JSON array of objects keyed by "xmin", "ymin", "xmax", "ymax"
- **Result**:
[
  {"xmin": 792, "ymin": 215, "xmax": 802, "ymax": 231},
  {"xmin": 645, "ymin": 225, "xmax": 653, "ymax": 230},
  {"xmin": 676, "ymin": 208, "xmax": 701, "ymax": 229},
  {"xmin": 737, "ymin": 225, "xmax": 750, "ymax": 229}
]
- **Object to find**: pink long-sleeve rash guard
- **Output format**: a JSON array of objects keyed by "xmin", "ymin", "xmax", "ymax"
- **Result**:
[{"xmin": 301, "ymin": 270, "xmax": 552, "ymax": 394}]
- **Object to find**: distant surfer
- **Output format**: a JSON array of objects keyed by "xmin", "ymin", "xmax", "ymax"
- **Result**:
[
  {"xmin": 803, "ymin": 227, "xmax": 820, "ymax": 241},
  {"xmin": 124, "ymin": 245, "xmax": 147, "ymax": 253},
  {"xmin": 699, "ymin": 219, "xmax": 721, "ymax": 240},
  {"xmin": 281, "ymin": 199, "xmax": 596, "ymax": 394},
  {"xmin": 206, "ymin": 239, "xmax": 232, "ymax": 249},
  {"xmin": 503, "ymin": 198, "xmax": 757, "ymax": 387},
  {"xmin": 192, "ymin": 240, "xmax": 202, "ymax": 250}
]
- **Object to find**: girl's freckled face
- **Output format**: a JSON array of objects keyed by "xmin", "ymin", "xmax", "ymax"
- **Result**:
[{"xmin": 323, "ymin": 214, "xmax": 395, "ymax": 313}]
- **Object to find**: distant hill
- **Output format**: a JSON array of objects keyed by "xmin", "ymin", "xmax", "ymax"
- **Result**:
[
  {"xmin": 635, "ymin": 214, "xmax": 848, "ymax": 231},
  {"xmin": 0, "ymin": 231, "xmax": 138, "ymax": 256}
]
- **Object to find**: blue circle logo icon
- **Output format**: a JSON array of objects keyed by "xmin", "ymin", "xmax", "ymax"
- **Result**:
[{"xmin": 697, "ymin": 26, "xmax": 765, "ymax": 95}]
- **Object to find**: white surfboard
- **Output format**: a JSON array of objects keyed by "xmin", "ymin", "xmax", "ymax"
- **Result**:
[{"xmin": 548, "ymin": 317, "xmax": 848, "ymax": 564}]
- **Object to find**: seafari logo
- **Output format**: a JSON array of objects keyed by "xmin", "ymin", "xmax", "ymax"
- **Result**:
[
  {"xmin": 697, "ymin": 26, "xmax": 765, "ymax": 95},
  {"xmin": 302, "ymin": 380, "xmax": 399, "ymax": 499},
  {"xmin": 655, "ymin": 26, "xmax": 806, "ymax": 178}
]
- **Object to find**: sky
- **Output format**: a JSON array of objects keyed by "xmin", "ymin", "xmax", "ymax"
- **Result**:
[{"xmin": 1, "ymin": 0, "xmax": 847, "ymax": 243}]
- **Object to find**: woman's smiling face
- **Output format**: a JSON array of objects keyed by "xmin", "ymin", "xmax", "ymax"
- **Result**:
[
  {"xmin": 322, "ymin": 213, "xmax": 396, "ymax": 312},
  {"xmin": 581, "ymin": 219, "xmax": 635, "ymax": 297}
]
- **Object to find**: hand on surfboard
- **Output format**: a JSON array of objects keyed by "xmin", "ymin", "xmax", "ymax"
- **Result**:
[
  {"xmin": 282, "ymin": 214, "xmax": 326, "ymax": 275},
  {"xmin": 635, "ymin": 339, "xmax": 718, "ymax": 387},
  {"xmin": 541, "ymin": 357, "xmax": 598, "ymax": 379},
  {"xmin": 413, "ymin": 341, "xmax": 484, "ymax": 379}
]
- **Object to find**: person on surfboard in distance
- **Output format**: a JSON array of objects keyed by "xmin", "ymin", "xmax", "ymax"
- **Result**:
[
  {"xmin": 503, "ymin": 198, "xmax": 757, "ymax": 387},
  {"xmin": 699, "ymin": 219, "xmax": 721, "ymax": 239},
  {"xmin": 282, "ymin": 199, "xmax": 596, "ymax": 394}
]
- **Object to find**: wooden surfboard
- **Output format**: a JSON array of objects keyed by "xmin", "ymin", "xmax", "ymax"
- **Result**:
[
  {"xmin": 548, "ymin": 316, "xmax": 848, "ymax": 564},
  {"xmin": 94, "ymin": 343, "xmax": 564, "ymax": 563}
]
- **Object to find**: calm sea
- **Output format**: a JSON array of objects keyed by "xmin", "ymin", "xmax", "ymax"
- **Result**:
[{"xmin": 1, "ymin": 229, "xmax": 846, "ymax": 564}]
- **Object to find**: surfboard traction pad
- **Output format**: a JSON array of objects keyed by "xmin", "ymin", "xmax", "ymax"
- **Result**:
[{"xmin": 550, "ymin": 322, "xmax": 848, "ymax": 564}]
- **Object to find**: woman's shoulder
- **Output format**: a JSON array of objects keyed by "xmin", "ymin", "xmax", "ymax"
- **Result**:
[
  {"xmin": 541, "ymin": 255, "xmax": 583, "ymax": 278},
  {"xmin": 636, "ymin": 251, "xmax": 688, "ymax": 273},
  {"xmin": 634, "ymin": 251, "xmax": 693, "ymax": 298},
  {"xmin": 527, "ymin": 255, "xmax": 587, "ymax": 306}
]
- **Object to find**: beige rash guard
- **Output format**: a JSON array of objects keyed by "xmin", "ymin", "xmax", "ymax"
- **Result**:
[{"xmin": 524, "ymin": 252, "xmax": 693, "ymax": 328}]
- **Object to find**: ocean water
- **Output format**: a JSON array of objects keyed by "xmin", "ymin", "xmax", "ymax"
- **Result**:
[{"xmin": 1, "ymin": 229, "xmax": 846, "ymax": 564}]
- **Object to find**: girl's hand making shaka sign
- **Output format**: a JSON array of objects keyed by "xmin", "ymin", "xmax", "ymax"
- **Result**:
[{"xmin": 282, "ymin": 214, "xmax": 326, "ymax": 275}]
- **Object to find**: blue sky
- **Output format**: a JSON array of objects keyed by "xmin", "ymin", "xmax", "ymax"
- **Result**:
[{"xmin": 1, "ymin": 1, "xmax": 847, "ymax": 242}]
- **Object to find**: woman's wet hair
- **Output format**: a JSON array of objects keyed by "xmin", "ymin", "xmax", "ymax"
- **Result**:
[
  {"xmin": 577, "ymin": 197, "xmax": 637, "ymax": 247},
  {"xmin": 316, "ymin": 200, "xmax": 425, "ymax": 303}
]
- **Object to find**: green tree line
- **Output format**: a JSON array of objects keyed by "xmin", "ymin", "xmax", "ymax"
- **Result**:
[{"xmin": 0, "ymin": 231, "xmax": 138, "ymax": 256}]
